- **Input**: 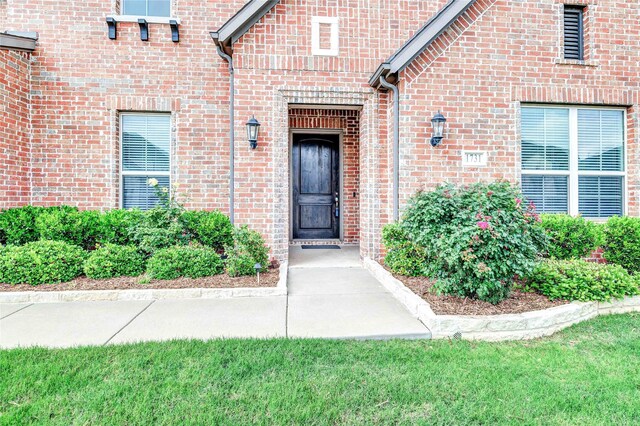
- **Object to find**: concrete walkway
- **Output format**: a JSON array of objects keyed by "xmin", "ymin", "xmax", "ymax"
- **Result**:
[{"xmin": 0, "ymin": 247, "xmax": 430, "ymax": 349}]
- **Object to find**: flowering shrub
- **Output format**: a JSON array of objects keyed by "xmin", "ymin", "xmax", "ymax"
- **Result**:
[
  {"xmin": 382, "ymin": 223, "xmax": 428, "ymax": 276},
  {"xmin": 539, "ymin": 214, "xmax": 602, "ymax": 260},
  {"xmin": 396, "ymin": 181, "xmax": 546, "ymax": 304}
]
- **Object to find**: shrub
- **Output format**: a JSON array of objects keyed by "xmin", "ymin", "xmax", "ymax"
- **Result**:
[
  {"xmin": 539, "ymin": 214, "xmax": 602, "ymax": 260},
  {"xmin": 0, "ymin": 240, "xmax": 86, "ymax": 285},
  {"xmin": 524, "ymin": 259, "xmax": 640, "ymax": 302},
  {"xmin": 98, "ymin": 209, "xmax": 144, "ymax": 246},
  {"xmin": 83, "ymin": 244, "xmax": 145, "ymax": 279},
  {"xmin": 400, "ymin": 181, "xmax": 546, "ymax": 304},
  {"xmin": 36, "ymin": 209, "xmax": 102, "ymax": 250},
  {"xmin": 224, "ymin": 226, "xmax": 269, "ymax": 277},
  {"xmin": 132, "ymin": 207, "xmax": 190, "ymax": 255},
  {"xmin": 147, "ymin": 245, "xmax": 224, "ymax": 280},
  {"xmin": 180, "ymin": 210, "xmax": 233, "ymax": 251},
  {"xmin": 0, "ymin": 206, "xmax": 77, "ymax": 246},
  {"xmin": 602, "ymin": 216, "xmax": 640, "ymax": 273},
  {"xmin": 382, "ymin": 223, "xmax": 427, "ymax": 276}
]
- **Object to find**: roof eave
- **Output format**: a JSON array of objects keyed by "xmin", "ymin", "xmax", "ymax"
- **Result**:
[
  {"xmin": 0, "ymin": 31, "xmax": 38, "ymax": 52},
  {"xmin": 215, "ymin": 0, "xmax": 280, "ymax": 54},
  {"xmin": 370, "ymin": 0, "xmax": 477, "ymax": 86}
]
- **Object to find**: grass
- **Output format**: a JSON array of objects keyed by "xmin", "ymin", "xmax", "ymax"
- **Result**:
[{"xmin": 1, "ymin": 314, "xmax": 639, "ymax": 425}]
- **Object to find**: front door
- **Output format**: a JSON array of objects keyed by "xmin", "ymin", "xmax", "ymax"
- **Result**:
[{"xmin": 292, "ymin": 133, "xmax": 340, "ymax": 240}]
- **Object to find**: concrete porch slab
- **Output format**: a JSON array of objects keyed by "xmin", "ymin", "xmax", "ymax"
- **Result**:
[
  {"xmin": 109, "ymin": 296, "xmax": 287, "ymax": 344},
  {"xmin": 0, "ymin": 303, "xmax": 32, "ymax": 319},
  {"xmin": 0, "ymin": 301, "xmax": 151, "ymax": 349},
  {"xmin": 288, "ymin": 268, "xmax": 387, "ymax": 296},
  {"xmin": 287, "ymin": 292, "xmax": 431, "ymax": 339},
  {"xmin": 288, "ymin": 245, "xmax": 361, "ymax": 268}
]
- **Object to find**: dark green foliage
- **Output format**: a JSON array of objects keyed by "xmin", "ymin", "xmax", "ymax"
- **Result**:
[
  {"xmin": 382, "ymin": 223, "xmax": 427, "ymax": 276},
  {"xmin": 224, "ymin": 226, "xmax": 270, "ymax": 277},
  {"xmin": 399, "ymin": 181, "xmax": 546, "ymax": 304},
  {"xmin": 98, "ymin": 209, "xmax": 144, "ymax": 246},
  {"xmin": 602, "ymin": 216, "xmax": 640, "ymax": 273},
  {"xmin": 35, "ymin": 209, "xmax": 102, "ymax": 250},
  {"xmin": 539, "ymin": 214, "xmax": 601, "ymax": 260},
  {"xmin": 180, "ymin": 210, "xmax": 233, "ymax": 251},
  {"xmin": 146, "ymin": 245, "xmax": 224, "ymax": 280},
  {"xmin": 0, "ymin": 206, "xmax": 77, "ymax": 246},
  {"xmin": 0, "ymin": 240, "xmax": 86, "ymax": 285},
  {"xmin": 83, "ymin": 244, "xmax": 145, "ymax": 279},
  {"xmin": 524, "ymin": 259, "xmax": 640, "ymax": 302}
]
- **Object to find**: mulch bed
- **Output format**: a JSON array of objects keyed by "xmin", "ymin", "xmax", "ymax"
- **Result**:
[
  {"xmin": 389, "ymin": 270, "xmax": 567, "ymax": 316},
  {"xmin": 0, "ymin": 271, "xmax": 279, "ymax": 292}
]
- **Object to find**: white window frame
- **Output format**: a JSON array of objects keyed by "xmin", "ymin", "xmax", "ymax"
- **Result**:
[
  {"xmin": 311, "ymin": 17, "xmax": 339, "ymax": 57},
  {"xmin": 521, "ymin": 104, "xmax": 628, "ymax": 218},
  {"xmin": 119, "ymin": 112, "xmax": 172, "ymax": 209}
]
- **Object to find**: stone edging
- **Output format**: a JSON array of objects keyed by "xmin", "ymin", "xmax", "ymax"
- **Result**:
[
  {"xmin": 0, "ymin": 262, "xmax": 288, "ymax": 304},
  {"xmin": 364, "ymin": 258, "xmax": 640, "ymax": 341}
]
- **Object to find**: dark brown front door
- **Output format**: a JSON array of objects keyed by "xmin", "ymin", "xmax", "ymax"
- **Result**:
[{"xmin": 292, "ymin": 134, "xmax": 340, "ymax": 240}]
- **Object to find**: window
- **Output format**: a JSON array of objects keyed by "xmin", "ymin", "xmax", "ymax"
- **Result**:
[
  {"xmin": 563, "ymin": 6, "xmax": 584, "ymax": 60},
  {"xmin": 521, "ymin": 106, "xmax": 625, "ymax": 218},
  {"xmin": 122, "ymin": 0, "xmax": 171, "ymax": 17},
  {"xmin": 120, "ymin": 114, "xmax": 171, "ymax": 209}
]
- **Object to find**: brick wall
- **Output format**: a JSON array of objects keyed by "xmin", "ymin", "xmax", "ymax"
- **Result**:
[
  {"xmin": 0, "ymin": 48, "xmax": 31, "ymax": 208},
  {"xmin": 288, "ymin": 108, "xmax": 360, "ymax": 243}
]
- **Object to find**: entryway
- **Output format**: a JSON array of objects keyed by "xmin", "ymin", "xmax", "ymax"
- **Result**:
[{"xmin": 291, "ymin": 133, "xmax": 340, "ymax": 240}]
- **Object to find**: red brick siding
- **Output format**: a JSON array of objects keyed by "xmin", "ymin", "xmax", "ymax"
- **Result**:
[
  {"xmin": 0, "ymin": 49, "xmax": 31, "ymax": 208},
  {"xmin": 288, "ymin": 108, "xmax": 360, "ymax": 243}
]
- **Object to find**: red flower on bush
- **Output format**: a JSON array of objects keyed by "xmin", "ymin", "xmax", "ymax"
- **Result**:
[{"xmin": 477, "ymin": 221, "xmax": 490, "ymax": 230}]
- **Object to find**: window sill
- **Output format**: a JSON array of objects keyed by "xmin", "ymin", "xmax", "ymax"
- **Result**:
[
  {"xmin": 554, "ymin": 58, "xmax": 599, "ymax": 67},
  {"xmin": 106, "ymin": 15, "xmax": 181, "ymax": 25}
]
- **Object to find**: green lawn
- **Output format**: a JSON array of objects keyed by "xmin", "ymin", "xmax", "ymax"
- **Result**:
[{"xmin": 1, "ymin": 314, "xmax": 639, "ymax": 425}]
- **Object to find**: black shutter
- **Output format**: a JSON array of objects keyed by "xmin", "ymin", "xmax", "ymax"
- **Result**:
[{"xmin": 564, "ymin": 7, "xmax": 584, "ymax": 60}]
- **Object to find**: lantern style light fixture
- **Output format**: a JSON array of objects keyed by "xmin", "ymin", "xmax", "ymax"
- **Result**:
[
  {"xmin": 246, "ymin": 116, "xmax": 261, "ymax": 149},
  {"xmin": 430, "ymin": 110, "xmax": 447, "ymax": 147}
]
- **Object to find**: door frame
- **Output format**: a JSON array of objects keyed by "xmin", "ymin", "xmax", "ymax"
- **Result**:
[{"xmin": 289, "ymin": 128, "xmax": 344, "ymax": 242}]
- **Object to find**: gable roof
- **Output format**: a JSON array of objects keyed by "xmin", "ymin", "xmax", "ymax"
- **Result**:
[
  {"xmin": 211, "ymin": 0, "xmax": 280, "ymax": 55},
  {"xmin": 369, "ymin": 0, "xmax": 477, "ymax": 88}
]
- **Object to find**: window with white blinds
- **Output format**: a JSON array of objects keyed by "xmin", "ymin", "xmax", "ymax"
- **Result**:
[
  {"xmin": 120, "ymin": 114, "xmax": 171, "ymax": 210},
  {"xmin": 521, "ymin": 106, "xmax": 625, "ymax": 218}
]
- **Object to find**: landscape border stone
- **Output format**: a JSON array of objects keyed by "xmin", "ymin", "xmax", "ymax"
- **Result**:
[
  {"xmin": 0, "ymin": 262, "xmax": 288, "ymax": 304},
  {"xmin": 364, "ymin": 258, "xmax": 640, "ymax": 341}
]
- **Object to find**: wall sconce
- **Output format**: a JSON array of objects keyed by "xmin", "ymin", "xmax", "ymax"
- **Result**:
[
  {"xmin": 138, "ymin": 19, "xmax": 149, "ymax": 41},
  {"xmin": 170, "ymin": 20, "xmax": 179, "ymax": 42},
  {"xmin": 430, "ymin": 110, "xmax": 447, "ymax": 147},
  {"xmin": 246, "ymin": 116, "xmax": 261, "ymax": 149},
  {"xmin": 106, "ymin": 17, "xmax": 117, "ymax": 40}
]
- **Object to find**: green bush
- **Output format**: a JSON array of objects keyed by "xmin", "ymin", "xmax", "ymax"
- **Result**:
[
  {"xmin": 98, "ymin": 209, "xmax": 143, "ymax": 246},
  {"xmin": 147, "ymin": 245, "xmax": 224, "ymax": 280},
  {"xmin": 224, "ymin": 226, "xmax": 270, "ymax": 277},
  {"xmin": 0, "ymin": 240, "xmax": 86, "ymax": 285},
  {"xmin": 83, "ymin": 244, "xmax": 145, "ymax": 279},
  {"xmin": 132, "ymin": 207, "xmax": 190, "ymax": 255},
  {"xmin": 35, "ymin": 209, "xmax": 102, "ymax": 250},
  {"xmin": 180, "ymin": 210, "xmax": 233, "ymax": 251},
  {"xmin": 382, "ymin": 223, "xmax": 427, "ymax": 276},
  {"xmin": 539, "ymin": 214, "xmax": 602, "ymax": 260},
  {"xmin": 399, "ymin": 181, "xmax": 546, "ymax": 304},
  {"xmin": 524, "ymin": 259, "xmax": 640, "ymax": 302},
  {"xmin": 602, "ymin": 216, "xmax": 640, "ymax": 273},
  {"xmin": 0, "ymin": 206, "xmax": 77, "ymax": 246}
]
